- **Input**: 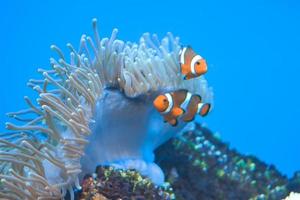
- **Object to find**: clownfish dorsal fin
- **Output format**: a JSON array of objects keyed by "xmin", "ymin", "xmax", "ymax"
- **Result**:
[
  {"xmin": 186, "ymin": 45, "xmax": 193, "ymax": 50},
  {"xmin": 178, "ymin": 89, "xmax": 189, "ymax": 93},
  {"xmin": 193, "ymin": 94, "xmax": 202, "ymax": 103},
  {"xmin": 171, "ymin": 89, "xmax": 187, "ymax": 108},
  {"xmin": 185, "ymin": 46, "xmax": 195, "ymax": 57},
  {"xmin": 175, "ymin": 89, "xmax": 188, "ymax": 98}
]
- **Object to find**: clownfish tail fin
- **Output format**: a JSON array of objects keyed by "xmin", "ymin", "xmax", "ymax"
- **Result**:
[{"xmin": 199, "ymin": 103, "xmax": 211, "ymax": 117}]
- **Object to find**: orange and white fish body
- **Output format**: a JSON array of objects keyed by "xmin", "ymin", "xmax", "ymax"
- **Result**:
[
  {"xmin": 181, "ymin": 93, "xmax": 211, "ymax": 122},
  {"xmin": 153, "ymin": 89, "xmax": 211, "ymax": 126},
  {"xmin": 179, "ymin": 46, "xmax": 208, "ymax": 80}
]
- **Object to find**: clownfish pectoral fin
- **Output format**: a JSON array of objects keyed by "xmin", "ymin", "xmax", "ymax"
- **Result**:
[
  {"xmin": 172, "ymin": 107, "xmax": 184, "ymax": 117},
  {"xmin": 177, "ymin": 89, "xmax": 189, "ymax": 95},
  {"xmin": 184, "ymin": 75, "xmax": 192, "ymax": 80},
  {"xmin": 169, "ymin": 118, "xmax": 178, "ymax": 126},
  {"xmin": 181, "ymin": 64, "xmax": 190, "ymax": 75}
]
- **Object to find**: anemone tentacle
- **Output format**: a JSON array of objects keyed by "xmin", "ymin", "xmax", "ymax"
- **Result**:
[{"xmin": 0, "ymin": 18, "xmax": 213, "ymax": 199}]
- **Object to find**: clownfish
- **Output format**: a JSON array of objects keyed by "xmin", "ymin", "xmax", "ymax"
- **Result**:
[
  {"xmin": 179, "ymin": 46, "xmax": 207, "ymax": 80},
  {"xmin": 153, "ymin": 89, "xmax": 211, "ymax": 126}
]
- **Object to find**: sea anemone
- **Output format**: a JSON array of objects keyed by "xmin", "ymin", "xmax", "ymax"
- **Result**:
[{"xmin": 0, "ymin": 19, "xmax": 213, "ymax": 199}]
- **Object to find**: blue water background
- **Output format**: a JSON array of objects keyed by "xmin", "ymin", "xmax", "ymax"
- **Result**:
[{"xmin": 0, "ymin": 0, "xmax": 299, "ymax": 177}]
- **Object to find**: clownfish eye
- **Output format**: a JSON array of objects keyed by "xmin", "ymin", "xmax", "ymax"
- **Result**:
[
  {"xmin": 196, "ymin": 61, "xmax": 200, "ymax": 65},
  {"xmin": 163, "ymin": 99, "xmax": 168, "ymax": 102}
]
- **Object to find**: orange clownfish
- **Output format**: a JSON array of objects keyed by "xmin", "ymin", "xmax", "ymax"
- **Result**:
[
  {"xmin": 153, "ymin": 89, "xmax": 211, "ymax": 126},
  {"xmin": 179, "ymin": 46, "xmax": 207, "ymax": 80}
]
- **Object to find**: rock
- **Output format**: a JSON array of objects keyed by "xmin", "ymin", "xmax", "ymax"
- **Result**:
[
  {"xmin": 77, "ymin": 122, "xmax": 299, "ymax": 200},
  {"xmin": 76, "ymin": 166, "xmax": 174, "ymax": 200},
  {"xmin": 155, "ymin": 123, "xmax": 290, "ymax": 200}
]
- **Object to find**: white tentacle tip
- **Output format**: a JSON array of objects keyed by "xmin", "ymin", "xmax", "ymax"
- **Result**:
[
  {"xmin": 92, "ymin": 18, "xmax": 97, "ymax": 24},
  {"xmin": 5, "ymin": 122, "xmax": 11, "ymax": 129},
  {"xmin": 76, "ymin": 186, "xmax": 82, "ymax": 190},
  {"xmin": 21, "ymin": 140, "xmax": 27, "ymax": 145},
  {"xmin": 113, "ymin": 28, "xmax": 118, "ymax": 33},
  {"xmin": 66, "ymin": 43, "xmax": 72, "ymax": 48},
  {"xmin": 41, "ymin": 105, "xmax": 47, "ymax": 110}
]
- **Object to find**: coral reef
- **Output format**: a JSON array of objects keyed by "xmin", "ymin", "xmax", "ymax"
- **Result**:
[
  {"xmin": 287, "ymin": 171, "xmax": 300, "ymax": 193},
  {"xmin": 0, "ymin": 19, "xmax": 212, "ymax": 199},
  {"xmin": 76, "ymin": 122, "xmax": 299, "ymax": 200},
  {"xmin": 76, "ymin": 166, "xmax": 174, "ymax": 200},
  {"xmin": 155, "ymin": 122, "xmax": 296, "ymax": 200}
]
